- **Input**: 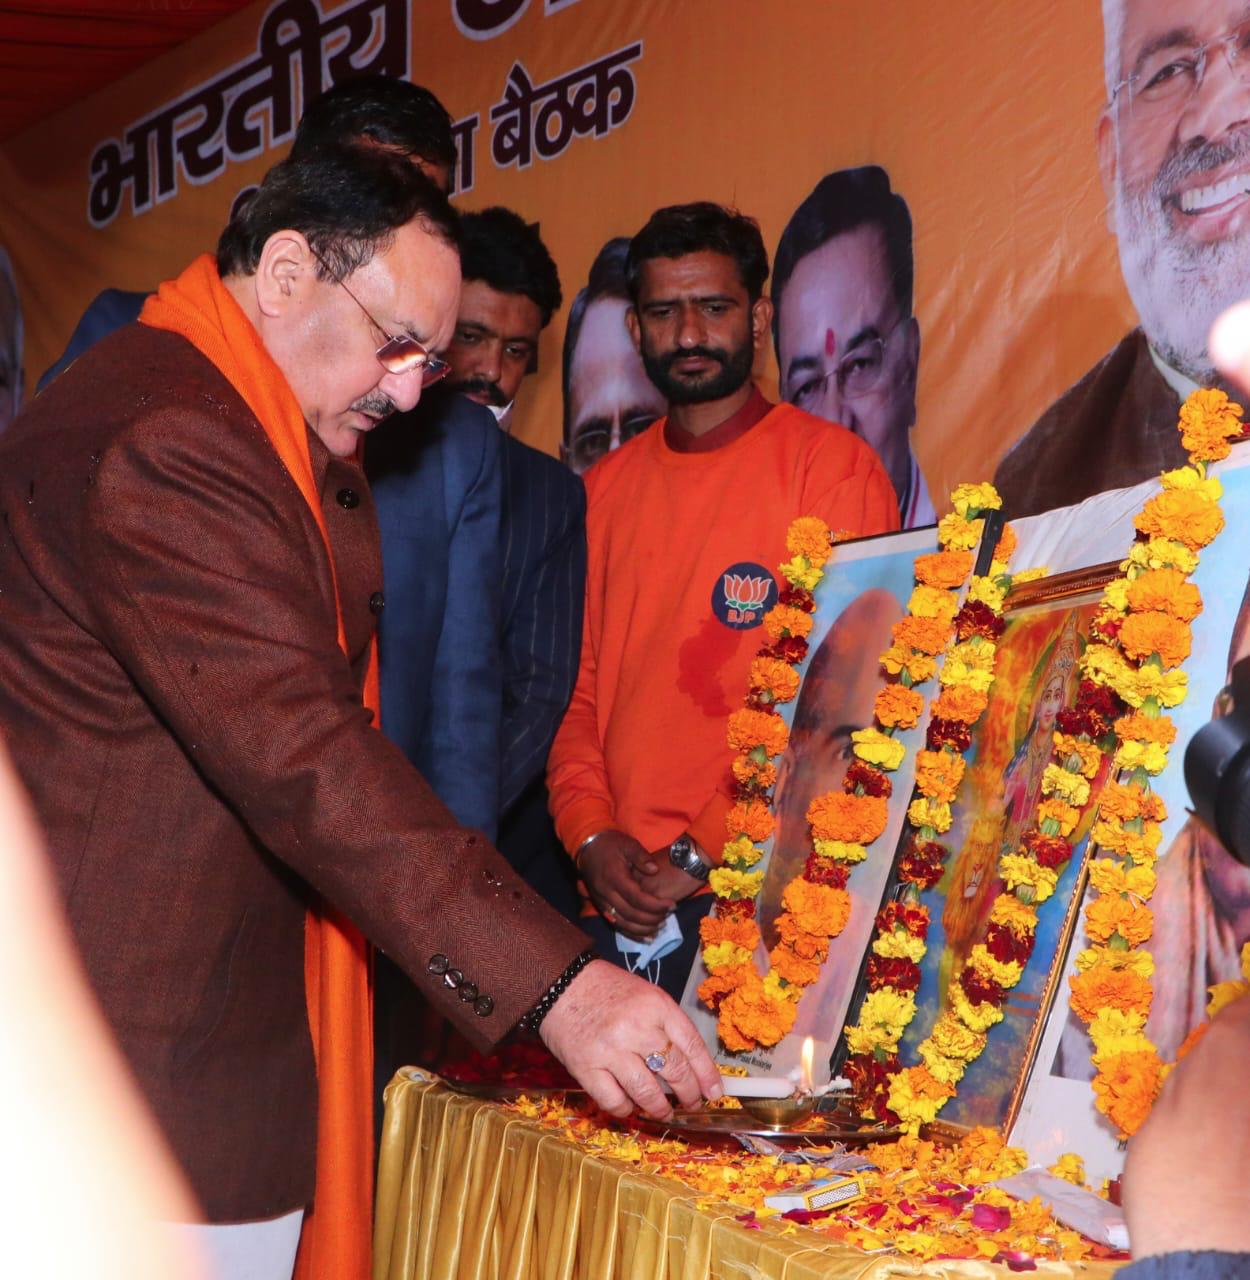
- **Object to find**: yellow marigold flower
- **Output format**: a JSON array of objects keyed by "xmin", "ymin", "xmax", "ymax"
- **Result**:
[
  {"xmin": 999, "ymin": 855, "xmax": 1059, "ymax": 903},
  {"xmin": 968, "ymin": 943, "xmax": 1024, "ymax": 990},
  {"xmin": 785, "ymin": 515, "xmax": 833, "ymax": 565},
  {"xmin": 873, "ymin": 928, "xmax": 928, "ymax": 962},
  {"xmin": 778, "ymin": 556, "xmax": 823, "ymax": 592},
  {"xmin": 1088, "ymin": 858, "xmax": 1127, "ymax": 896},
  {"xmin": 1050, "ymin": 1153, "xmax": 1086, "ymax": 1186},
  {"xmin": 748, "ymin": 657, "xmax": 801, "ymax": 704},
  {"xmin": 938, "ymin": 512, "xmax": 984, "ymax": 552},
  {"xmin": 1125, "ymin": 537, "xmax": 1200, "ymax": 575},
  {"xmin": 938, "ymin": 658, "xmax": 996, "ymax": 694},
  {"xmin": 762, "ymin": 603, "xmax": 813, "ymax": 642},
  {"xmin": 813, "ymin": 838, "xmax": 867, "ymax": 863},
  {"xmin": 889, "ymin": 1064, "xmax": 956, "ymax": 1134},
  {"xmin": 708, "ymin": 866, "xmax": 764, "ymax": 900},
  {"xmin": 950, "ymin": 980, "xmax": 1005, "ymax": 1033},
  {"xmin": 914, "ymin": 549, "xmax": 975, "ymax": 589},
  {"xmin": 727, "ymin": 707, "xmax": 790, "ymax": 756},
  {"xmin": 989, "ymin": 893, "xmax": 1038, "ymax": 935},
  {"xmin": 1241, "ymin": 940, "xmax": 1250, "ymax": 982},
  {"xmin": 1102, "ymin": 576, "xmax": 1130, "ymax": 614},
  {"xmin": 913, "ymin": 749, "xmax": 966, "ymax": 805},
  {"xmin": 874, "ymin": 682, "xmax": 925, "ymax": 730},
  {"xmin": 1113, "ymin": 739, "xmax": 1170, "ymax": 775},
  {"xmin": 1087, "ymin": 1005, "xmax": 1149, "ymax": 1050},
  {"xmin": 762, "ymin": 969, "xmax": 802, "ymax": 1003},
  {"xmin": 1038, "ymin": 797, "xmax": 1080, "ymax": 836},
  {"xmin": 1208, "ymin": 978, "xmax": 1250, "ymax": 1018},
  {"xmin": 1081, "ymin": 641, "xmax": 1134, "ymax": 689},
  {"xmin": 807, "ymin": 790, "xmax": 888, "ymax": 843},
  {"xmin": 851, "ymin": 726, "xmax": 906, "ymax": 771},
  {"xmin": 1125, "ymin": 863, "xmax": 1157, "ymax": 900},
  {"xmin": 1075, "ymin": 946, "xmax": 1155, "ymax": 978},
  {"xmin": 908, "ymin": 795, "xmax": 952, "ymax": 833},
  {"xmin": 949, "ymin": 637, "xmax": 997, "ymax": 671},
  {"xmin": 929, "ymin": 1010, "xmax": 987, "ymax": 1060},
  {"xmin": 1042, "ymin": 762, "xmax": 1091, "ymax": 807},
  {"xmin": 1125, "ymin": 567, "xmax": 1202, "ymax": 623},
  {"xmin": 918, "ymin": 1041, "xmax": 967, "ymax": 1086},
  {"xmin": 702, "ymin": 940, "xmax": 754, "ymax": 972},
  {"xmin": 1160, "ymin": 464, "xmax": 1223, "ymax": 502},
  {"xmin": 721, "ymin": 836, "xmax": 763, "ymax": 868},
  {"xmin": 880, "ymin": 644, "xmax": 937, "ymax": 682},
  {"xmin": 951, "ymin": 482, "xmax": 1003, "ymax": 517},
  {"xmin": 1119, "ymin": 663, "xmax": 1188, "ymax": 710},
  {"xmin": 1012, "ymin": 566, "xmax": 1049, "ymax": 585},
  {"xmin": 967, "ymin": 574, "xmax": 1007, "ymax": 611},
  {"xmin": 845, "ymin": 988, "xmax": 917, "ymax": 1054},
  {"xmin": 908, "ymin": 584, "xmax": 960, "ymax": 621}
]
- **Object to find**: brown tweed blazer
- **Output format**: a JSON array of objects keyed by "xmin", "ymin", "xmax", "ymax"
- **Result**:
[{"xmin": 0, "ymin": 324, "xmax": 588, "ymax": 1221}]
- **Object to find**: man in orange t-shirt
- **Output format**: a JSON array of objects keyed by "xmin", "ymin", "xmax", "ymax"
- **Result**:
[{"xmin": 547, "ymin": 201, "xmax": 899, "ymax": 999}]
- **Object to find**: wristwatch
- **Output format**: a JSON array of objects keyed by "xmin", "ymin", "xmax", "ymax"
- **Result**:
[{"xmin": 668, "ymin": 833, "xmax": 710, "ymax": 881}]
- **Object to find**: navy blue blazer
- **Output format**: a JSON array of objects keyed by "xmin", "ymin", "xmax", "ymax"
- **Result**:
[
  {"xmin": 38, "ymin": 288, "xmax": 146, "ymax": 393},
  {"xmin": 366, "ymin": 396, "xmax": 504, "ymax": 837}
]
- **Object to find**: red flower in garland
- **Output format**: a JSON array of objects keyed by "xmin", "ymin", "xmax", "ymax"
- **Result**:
[
  {"xmin": 876, "ymin": 899, "xmax": 931, "ymax": 939},
  {"xmin": 778, "ymin": 585, "xmax": 815, "ymax": 612},
  {"xmin": 1056, "ymin": 706, "xmax": 1096, "ymax": 737},
  {"xmin": 926, "ymin": 717, "xmax": 973, "ymax": 753},
  {"xmin": 845, "ymin": 760, "xmax": 893, "ymax": 798},
  {"xmin": 761, "ymin": 635, "xmax": 809, "ymax": 664},
  {"xmin": 803, "ymin": 854, "xmax": 850, "ymax": 889},
  {"xmin": 867, "ymin": 954, "xmax": 922, "ymax": 992},
  {"xmin": 953, "ymin": 600, "xmax": 1006, "ymax": 642},
  {"xmin": 1091, "ymin": 613, "xmax": 1123, "ymax": 644},
  {"xmin": 719, "ymin": 898, "xmax": 757, "ymax": 922},
  {"xmin": 1075, "ymin": 680, "xmax": 1124, "ymax": 736},
  {"xmin": 986, "ymin": 922, "xmax": 1035, "ymax": 967},
  {"xmin": 845, "ymin": 1052, "xmax": 901, "ymax": 1124},
  {"xmin": 1023, "ymin": 830, "xmax": 1072, "ymax": 869},
  {"xmin": 898, "ymin": 839, "xmax": 948, "ymax": 890},
  {"xmin": 960, "ymin": 965, "xmax": 1006, "ymax": 1008}
]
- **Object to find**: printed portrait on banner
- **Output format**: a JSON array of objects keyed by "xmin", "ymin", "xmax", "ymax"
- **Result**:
[
  {"xmin": 772, "ymin": 166, "xmax": 933, "ymax": 531},
  {"xmin": 995, "ymin": 0, "xmax": 1250, "ymax": 517},
  {"xmin": 680, "ymin": 527, "xmax": 939, "ymax": 1080}
]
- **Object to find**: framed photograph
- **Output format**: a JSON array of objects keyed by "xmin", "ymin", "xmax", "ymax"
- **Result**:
[
  {"xmin": 679, "ymin": 525, "xmax": 940, "ymax": 1081},
  {"xmin": 1010, "ymin": 450, "xmax": 1250, "ymax": 1182},
  {"xmin": 835, "ymin": 562, "xmax": 1117, "ymax": 1134}
]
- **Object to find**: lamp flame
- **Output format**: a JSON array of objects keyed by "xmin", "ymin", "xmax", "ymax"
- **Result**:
[{"xmin": 800, "ymin": 1036, "xmax": 814, "ymax": 1094}]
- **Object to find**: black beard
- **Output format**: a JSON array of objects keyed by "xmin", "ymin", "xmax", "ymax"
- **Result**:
[
  {"xmin": 444, "ymin": 375, "xmax": 509, "ymax": 407},
  {"xmin": 641, "ymin": 339, "xmax": 754, "ymax": 405}
]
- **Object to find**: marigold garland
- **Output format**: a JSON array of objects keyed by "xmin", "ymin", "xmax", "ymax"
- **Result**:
[
  {"xmin": 842, "ymin": 484, "xmax": 1029, "ymax": 1124},
  {"xmin": 1064, "ymin": 387, "xmax": 1246, "ymax": 1139}
]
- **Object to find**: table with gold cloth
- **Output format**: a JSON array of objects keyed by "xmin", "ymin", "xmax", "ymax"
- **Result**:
[{"xmin": 374, "ymin": 1074, "xmax": 1124, "ymax": 1280}]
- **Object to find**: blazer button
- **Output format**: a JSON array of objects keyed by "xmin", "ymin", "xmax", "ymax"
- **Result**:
[
  {"xmin": 458, "ymin": 983, "xmax": 478, "ymax": 1002},
  {"xmin": 443, "ymin": 968, "xmax": 463, "ymax": 989},
  {"xmin": 336, "ymin": 487, "xmax": 360, "ymax": 509},
  {"xmin": 369, "ymin": 591, "xmax": 386, "ymax": 615},
  {"xmin": 473, "ymin": 995, "xmax": 494, "ymax": 1017},
  {"xmin": 427, "ymin": 954, "xmax": 449, "ymax": 976}
]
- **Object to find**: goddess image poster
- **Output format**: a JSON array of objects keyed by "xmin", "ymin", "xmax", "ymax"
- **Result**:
[{"xmin": 681, "ymin": 526, "xmax": 938, "ymax": 1079}]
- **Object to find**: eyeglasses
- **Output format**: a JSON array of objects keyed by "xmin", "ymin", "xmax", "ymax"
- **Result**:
[
  {"xmin": 790, "ymin": 315, "xmax": 904, "ymax": 409},
  {"xmin": 309, "ymin": 247, "xmax": 450, "ymax": 385},
  {"xmin": 1109, "ymin": 18, "xmax": 1250, "ymax": 113}
]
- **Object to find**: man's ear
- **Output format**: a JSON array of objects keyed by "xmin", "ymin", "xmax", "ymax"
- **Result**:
[
  {"xmin": 750, "ymin": 296, "xmax": 774, "ymax": 350},
  {"xmin": 253, "ymin": 230, "xmax": 315, "ymax": 319},
  {"xmin": 1097, "ymin": 108, "xmax": 1119, "ymax": 237},
  {"xmin": 625, "ymin": 304, "xmax": 642, "ymax": 354}
]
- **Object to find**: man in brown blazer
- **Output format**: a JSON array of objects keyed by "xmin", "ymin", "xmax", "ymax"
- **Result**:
[{"xmin": 0, "ymin": 142, "xmax": 719, "ymax": 1275}]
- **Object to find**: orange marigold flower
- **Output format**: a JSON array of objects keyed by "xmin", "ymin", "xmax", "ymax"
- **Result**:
[
  {"xmin": 1135, "ymin": 489, "xmax": 1225, "ymax": 551},
  {"xmin": 930, "ymin": 685, "xmax": 989, "ymax": 725},
  {"xmin": 727, "ymin": 707, "xmax": 790, "ymax": 757},
  {"xmin": 731, "ymin": 755, "xmax": 777, "ymax": 788},
  {"xmin": 700, "ymin": 913, "xmax": 762, "ymax": 952},
  {"xmin": 807, "ymin": 791, "xmax": 889, "ymax": 844},
  {"xmin": 875, "ymin": 682, "xmax": 925, "ymax": 729},
  {"xmin": 719, "ymin": 977, "xmax": 797, "ymax": 1050},
  {"xmin": 997, "ymin": 522, "xmax": 1019, "ymax": 562},
  {"xmin": 769, "ymin": 941, "xmax": 823, "ymax": 986},
  {"xmin": 913, "ymin": 749, "xmax": 967, "ymax": 805},
  {"xmin": 1098, "ymin": 782, "xmax": 1166, "ymax": 823},
  {"xmin": 781, "ymin": 878, "xmax": 851, "ymax": 938},
  {"xmin": 776, "ymin": 911, "xmax": 832, "ymax": 960},
  {"xmin": 1085, "ymin": 894, "xmax": 1154, "ymax": 946},
  {"xmin": 1125, "ymin": 568, "xmax": 1203, "ymax": 623},
  {"xmin": 1038, "ymin": 797, "xmax": 1081, "ymax": 836},
  {"xmin": 786, "ymin": 515, "xmax": 833, "ymax": 565},
  {"xmin": 1112, "ymin": 711, "xmax": 1177, "ymax": 747},
  {"xmin": 914, "ymin": 549, "xmax": 975, "ymax": 589},
  {"xmin": 1179, "ymin": 387, "xmax": 1244, "ymax": 462},
  {"xmin": 892, "ymin": 615, "xmax": 953, "ymax": 656},
  {"xmin": 763, "ymin": 604, "xmax": 814, "ymax": 642},
  {"xmin": 725, "ymin": 799, "xmax": 774, "ymax": 843},
  {"xmin": 1092, "ymin": 1049, "xmax": 1163, "ymax": 1139},
  {"xmin": 1069, "ymin": 965, "xmax": 1154, "ymax": 1024},
  {"xmin": 749, "ymin": 656, "xmax": 801, "ymax": 703},
  {"xmin": 697, "ymin": 963, "xmax": 757, "ymax": 1011},
  {"xmin": 1118, "ymin": 610, "xmax": 1192, "ymax": 669}
]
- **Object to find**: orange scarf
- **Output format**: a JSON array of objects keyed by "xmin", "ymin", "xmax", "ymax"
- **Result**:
[{"xmin": 142, "ymin": 254, "xmax": 375, "ymax": 1280}]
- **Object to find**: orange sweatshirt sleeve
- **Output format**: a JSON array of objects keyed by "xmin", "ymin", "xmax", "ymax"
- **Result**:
[{"xmin": 546, "ymin": 581, "xmax": 615, "ymax": 857}]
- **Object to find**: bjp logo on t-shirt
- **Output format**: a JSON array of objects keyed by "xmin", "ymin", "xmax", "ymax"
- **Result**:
[{"xmin": 713, "ymin": 562, "xmax": 778, "ymax": 629}]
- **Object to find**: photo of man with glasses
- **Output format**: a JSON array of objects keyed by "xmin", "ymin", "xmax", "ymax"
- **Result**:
[
  {"xmin": 772, "ymin": 166, "xmax": 933, "ymax": 529},
  {"xmin": 996, "ymin": 0, "xmax": 1250, "ymax": 518}
]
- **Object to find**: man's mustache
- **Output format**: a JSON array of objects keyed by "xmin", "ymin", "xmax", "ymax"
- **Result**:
[
  {"xmin": 657, "ymin": 345, "xmax": 729, "ymax": 372},
  {"xmin": 350, "ymin": 392, "xmax": 399, "ymax": 420},
  {"xmin": 1155, "ymin": 129, "xmax": 1250, "ymax": 203},
  {"xmin": 446, "ymin": 375, "xmax": 509, "ymax": 407}
]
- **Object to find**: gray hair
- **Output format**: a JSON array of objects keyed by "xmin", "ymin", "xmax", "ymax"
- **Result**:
[{"xmin": 1102, "ymin": 0, "xmax": 1122, "ymax": 101}]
